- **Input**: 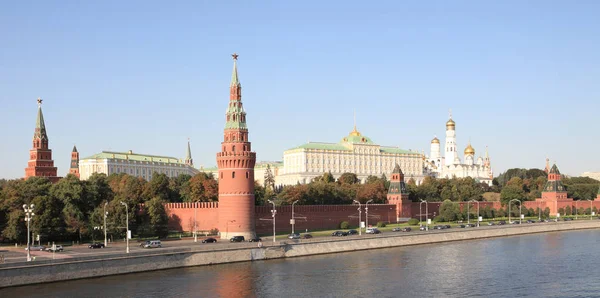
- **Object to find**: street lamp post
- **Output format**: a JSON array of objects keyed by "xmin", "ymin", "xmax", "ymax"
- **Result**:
[
  {"xmin": 23, "ymin": 204, "xmax": 34, "ymax": 262},
  {"xmin": 537, "ymin": 201, "xmax": 541, "ymax": 221},
  {"xmin": 194, "ymin": 201, "xmax": 198, "ymax": 243},
  {"xmin": 103, "ymin": 202, "xmax": 108, "ymax": 247},
  {"xmin": 268, "ymin": 199, "xmax": 277, "ymax": 243},
  {"xmin": 575, "ymin": 201, "xmax": 578, "ymax": 220},
  {"xmin": 468, "ymin": 200, "xmax": 480, "ymax": 227},
  {"xmin": 508, "ymin": 199, "xmax": 521, "ymax": 224},
  {"xmin": 420, "ymin": 200, "xmax": 428, "ymax": 231},
  {"xmin": 365, "ymin": 199, "xmax": 373, "ymax": 230},
  {"xmin": 586, "ymin": 199, "xmax": 593, "ymax": 220},
  {"xmin": 120, "ymin": 201, "xmax": 129, "ymax": 253},
  {"xmin": 291, "ymin": 200, "xmax": 298, "ymax": 235},
  {"xmin": 353, "ymin": 200, "xmax": 362, "ymax": 235}
]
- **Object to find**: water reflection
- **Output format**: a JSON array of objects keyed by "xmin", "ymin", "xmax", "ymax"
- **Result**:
[{"xmin": 4, "ymin": 230, "xmax": 600, "ymax": 298}]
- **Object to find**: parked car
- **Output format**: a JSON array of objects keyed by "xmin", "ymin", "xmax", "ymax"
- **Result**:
[
  {"xmin": 466, "ymin": 223, "xmax": 476, "ymax": 228},
  {"xmin": 392, "ymin": 227, "xmax": 401, "ymax": 232},
  {"xmin": 444, "ymin": 225, "xmax": 451, "ymax": 229},
  {"xmin": 366, "ymin": 228, "xmax": 381, "ymax": 234},
  {"xmin": 498, "ymin": 220, "xmax": 507, "ymax": 225},
  {"xmin": 230, "ymin": 236, "xmax": 245, "ymax": 242},
  {"xmin": 47, "ymin": 245, "xmax": 63, "ymax": 252},
  {"xmin": 88, "ymin": 243, "xmax": 105, "ymax": 249},
  {"xmin": 25, "ymin": 245, "xmax": 45, "ymax": 251},
  {"xmin": 144, "ymin": 240, "xmax": 162, "ymax": 248},
  {"xmin": 434, "ymin": 225, "xmax": 444, "ymax": 230},
  {"xmin": 202, "ymin": 238, "xmax": 217, "ymax": 243},
  {"xmin": 139, "ymin": 240, "xmax": 150, "ymax": 247},
  {"xmin": 288, "ymin": 233, "xmax": 301, "ymax": 239},
  {"xmin": 401, "ymin": 227, "xmax": 412, "ymax": 232},
  {"xmin": 248, "ymin": 237, "xmax": 261, "ymax": 242},
  {"xmin": 526, "ymin": 220, "xmax": 536, "ymax": 224},
  {"xmin": 347, "ymin": 229, "xmax": 359, "ymax": 235},
  {"xmin": 488, "ymin": 222, "xmax": 495, "ymax": 226},
  {"xmin": 564, "ymin": 218, "xmax": 573, "ymax": 221},
  {"xmin": 457, "ymin": 224, "xmax": 466, "ymax": 228},
  {"xmin": 302, "ymin": 234, "xmax": 313, "ymax": 239},
  {"xmin": 332, "ymin": 231, "xmax": 348, "ymax": 237},
  {"xmin": 419, "ymin": 226, "xmax": 427, "ymax": 231}
]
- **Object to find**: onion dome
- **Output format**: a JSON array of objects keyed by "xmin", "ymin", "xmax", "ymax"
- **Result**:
[
  {"xmin": 431, "ymin": 136, "xmax": 440, "ymax": 144},
  {"xmin": 464, "ymin": 142, "xmax": 475, "ymax": 156},
  {"xmin": 446, "ymin": 118, "xmax": 455, "ymax": 130}
]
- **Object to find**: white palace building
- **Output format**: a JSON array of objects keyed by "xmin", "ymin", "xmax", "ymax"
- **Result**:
[
  {"xmin": 276, "ymin": 125, "xmax": 427, "ymax": 185},
  {"xmin": 78, "ymin": 141, "xmax": 199, "ymax": 180}
]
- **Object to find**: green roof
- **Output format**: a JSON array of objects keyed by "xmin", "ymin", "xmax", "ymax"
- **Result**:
[
  {"xmin": 380, "ymin": 147, "xmax": 420, "ymax": 155},
  {"xmin": 288, "ymin": 142, "xmax": 352, "ymax": 151},
  {"xmin": 255, "ymin": 161, "xmax": 283, "ymax": 169},
  {"xmin": 81, "ymin": 151, "xmax": 183, "ymax": 164}
]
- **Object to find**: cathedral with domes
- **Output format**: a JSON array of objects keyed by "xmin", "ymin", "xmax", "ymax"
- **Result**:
[{"xmin": 424, "ymin": 111, "xmax": 493, "ymax": 185}]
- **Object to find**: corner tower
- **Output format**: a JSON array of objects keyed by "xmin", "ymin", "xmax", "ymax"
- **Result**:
[
  {"xmin": 25, "ymin": 98, "xmax": 59, "ymax": 183},
  {"xmin": 387, "ymin": 164, "xmax": 411, "ymax": 222},
  {"xmin": 217, "ymin": 53, "xmax": 257, "ymax": 240},
  {"xmin": 69, "ymin": 145, "xmax": 80, "ymax": 178},
  {"xmin": 539, "ymin": 163, "xmax": 571, "ymax": 215}
]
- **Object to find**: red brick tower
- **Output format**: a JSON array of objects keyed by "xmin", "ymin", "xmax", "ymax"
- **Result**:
[
  {"xmin": 69, "ymin": 145, "xmax": 80, "ymax": 178},
  {"xmin": 217, "ymin": 53, "xmax": 257, "ymax": 240},
  {"xmin": 538, "ymin": 163, "xmax": 571, "ymax": 215},
  {"xmin": 387, "ymin": 164, "xmax": 411, "ymax": 222},
  {"xmin": 25, "ymin": 98, "xmax": 60, "ymax": 183}
]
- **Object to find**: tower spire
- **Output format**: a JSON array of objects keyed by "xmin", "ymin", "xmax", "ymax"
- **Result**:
[
  {"xmin": 185, "ymin": 138, "xmax": 193, "ymax": 166},
  {"xmin": 231, "ymin": 53, "xmax": 240, "ymax": 87},
  {"xmin": 34, "ymin": 97, "xmax": 48, "ymax": 141}
]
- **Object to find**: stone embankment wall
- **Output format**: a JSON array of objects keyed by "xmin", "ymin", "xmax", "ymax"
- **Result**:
[{"xmin": 2, "ymin": 220, "xmax": 599, "ymax": 288}]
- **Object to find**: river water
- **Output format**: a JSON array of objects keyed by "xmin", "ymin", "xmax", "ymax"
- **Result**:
[{"xmin": 5, "ymin": 229, "xmax": 600, "ymax": 298}]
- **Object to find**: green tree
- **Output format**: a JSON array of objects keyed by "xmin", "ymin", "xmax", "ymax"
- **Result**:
[
  {"xmin": 338, "ymin": 173, "xmax": 359, "ymax": 185},
  {"xmin": 144, "ymin": 173, "xmax": 171, "ymax": 201},
  {"xmin": 263, "ymin": 165, "xmax": 276, "ymax": 190},
  {"xmin": 500, "ymin": 177, "xmax": 525, "ymax": 206},
  {"xmin": 145, "ymin": 197, "xmax": 169, "ymax": 238}
]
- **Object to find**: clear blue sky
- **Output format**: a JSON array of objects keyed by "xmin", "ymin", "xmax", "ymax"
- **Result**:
[{"xmin": 1, "ymin": 0, "xmax": 599, "ymax": 179}]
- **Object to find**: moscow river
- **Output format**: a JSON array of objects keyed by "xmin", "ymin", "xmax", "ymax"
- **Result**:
[{"xmin": 6, "ymin": 229, "xmax": 600, "ymax": 298}]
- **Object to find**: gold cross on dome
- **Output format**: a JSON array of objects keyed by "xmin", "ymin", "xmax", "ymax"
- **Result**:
[{"xmin": 232, "ymin": 53, "xmax": 239, "ymax": 60}]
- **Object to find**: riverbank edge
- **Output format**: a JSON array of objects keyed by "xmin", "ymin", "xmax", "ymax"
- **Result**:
[{"xmin": 2, "ymin": 220, "xmax": 599, "ymax": 288}]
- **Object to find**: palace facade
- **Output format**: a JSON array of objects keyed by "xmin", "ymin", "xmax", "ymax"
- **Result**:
[
  {"xmin": 277, "ymin": 125, "xmax": 426, "ymax": 185},
  {"xmin": 78, "ymin": 141, "xmax": 198, "ymax": 180}
]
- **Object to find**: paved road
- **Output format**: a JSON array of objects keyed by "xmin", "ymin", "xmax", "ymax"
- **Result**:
[{"xmin": 0, "ymin": 219, "xmax": 588, "ymax": 265}]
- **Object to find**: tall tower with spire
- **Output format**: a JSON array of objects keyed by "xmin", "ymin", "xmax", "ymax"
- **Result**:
[
  {"xmin": 217, "ymin": 53, "xmax": 257, "ymax": 240},
  {"xmin": 387, "ymin": 164, "xmax": 410, "ymax": 222},
  {"xmin": 444, "ymin": 109, "xmax": 459, "ymax": 165},
  {"xmin": 185, "ymin": 139, "xmax": 193, "ymax": 167},
  {"xmin": 69, "ymin": 145, "xmax": 80, "ymax": 178},
  {"xmin": 25, "ymin": 98, "xmax": 60, "ymax": 182}
]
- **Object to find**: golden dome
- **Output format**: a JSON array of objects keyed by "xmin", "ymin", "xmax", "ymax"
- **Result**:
[
  {"xmin": 464, "ymin": 143, "xmax": 475, "ymax": 156},
  {"xmin": 446, "ymin": 118, "xmax": 455, "ymax": 130},
  {"xmin": 431, "ymin": 137, "xmax": 440, "ymax": 144},
  {"xmin": 349, "ymin": 125, "xmax": 361, "ymax": 137}
]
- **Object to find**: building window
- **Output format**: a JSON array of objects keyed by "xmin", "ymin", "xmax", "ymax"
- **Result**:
[
  {"xmin": 232, "ymin": 145, "xmax": 236, "ymax": 152},
  {"xmin": 232, "ymin": 172, "xmax": 235, "ymax": 179},
  {"xmin": 246, "ymin": 172, "xmax": 249, "ymax": 179},
  {"xmin": 221, "ymin": 172, "xmax": 223, "ymax": 179}
]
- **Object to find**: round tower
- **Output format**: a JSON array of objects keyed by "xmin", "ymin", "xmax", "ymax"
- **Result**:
[
  {"xmin": 217, "ymin": 53, "xmax": 257, "ymax": 240},
  {"xmin": 444, "ymin": 109, "xmax": 458, "ymax": 165}
]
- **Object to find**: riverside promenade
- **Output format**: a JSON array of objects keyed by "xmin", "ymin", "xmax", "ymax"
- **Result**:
[{"xmin": 1, "ymin": 220, "xmax": 599, "ymax": 288}]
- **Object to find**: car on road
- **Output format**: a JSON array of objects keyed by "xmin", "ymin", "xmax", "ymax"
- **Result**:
[
  {"xmin": 143, "ymin": 240, "xmax": 162, "ymax": 248},
  {"xmin": 230, "ymin": 236, "xmax": 245, "ymax": 242},
  {"xmin": 457, "ymin": 224, "xmax": 466, "ymax": 228},
  {"xmin": 526, "ymin": 220, "xmax": 536, "ymax": 223},
  {"xmin": 46, "ymin": 245, "xmax": 64, "ymax": 252},
  {"xmin": 401, "ymin": 227, "xmax": 412, "ymax": 232},
  {"xmin": 444, "ymin": 225, "xmax": 451, "ymax": 229},
  {"xmin": 302, "ymin": 234, "xmax": 313, "ymax": 239},
  {"xmin": 466, "ymin": 223, "xmax": 476, "ymax": 228},
  {"xmin": 488, "ymin": 222, "xmax": 495, "ymax": 226},
  {"xmin": 88, "ymin": 243, "xmax": 105, "ymax": 249},
  {"xmin": 347, "ymin": 230, "xmax": 359, "ymax": 235},
  {"xmin": 332, "ymin": 231, "xmax": 348, "ymax": 237},
  {"xmin": 419, "ymin": 226, "xmax": 427, "ymax": 231},
  {"xmin": 366, "ymin": 228, "xmax": 381, "ymax": 234},
  {"xmin": 392, "ymin": 227, "xmax": 401, "ymax": 232},
  {"xmin": 288, "ymin": 233, "xmax": 301, "ymax": 239},
  {"xmin": 498, "ymin": 221, "xmax": 507, "ymax": 225},
  {"xmin": 202, "ymin": 238, "xmax": 217, "ymax": 243},
  {"xmin": 25, "ymin": 245, "xmax": 45, "ymax": 251},
  {"xmin": 433, "ymin": 225, "xmax": 444, "ymax": 230},
  {"xmin": 248, "ymin": 237, "xmax": 262, "ymax": 242},
  {"xmin": 139, "ymin": 240, "xmax": 150, "ymax": 247}
]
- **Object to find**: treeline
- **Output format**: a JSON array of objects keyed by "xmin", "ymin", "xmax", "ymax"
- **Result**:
[{"xmin": 0, "ymin": 172, "xmax": 220, "ymax": 243}]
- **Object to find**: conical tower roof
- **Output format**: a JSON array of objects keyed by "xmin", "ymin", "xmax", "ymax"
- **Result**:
[
  {"xmin": 34, "ymin": 98, "xmax": 48, "ymax": 140},
  {"xmin": 549, "ymin": 164, "xmax": 560, "ymax": 175},
  {"xmin": 231, "ymin": 53, "xmax": 240, "ymax": 87},
  {"xmin": 72, "ymin": 145, "xmax": 78, "ymax": 152},
  {"xmin": 392, "ymin": 163, "xmax": 403, "ymax": 175}
]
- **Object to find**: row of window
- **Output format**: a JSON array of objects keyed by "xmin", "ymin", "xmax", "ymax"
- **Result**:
[{"xmin": 220, "ymin": 171, "xmax": 250, "ymax": 179}]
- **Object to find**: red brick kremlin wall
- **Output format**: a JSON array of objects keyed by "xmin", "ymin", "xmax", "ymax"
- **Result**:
[
  {"xmin": 166, "ymin": 200, "xmax": 600, "ymax": 235},
  {"xmin": 166, "ymin": 203, "xmax": 397, "ymax": 235}
]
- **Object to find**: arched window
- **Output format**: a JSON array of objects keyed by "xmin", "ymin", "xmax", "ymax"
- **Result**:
[
  {"xmin": 232, "ymin": 172, "xmax": 235, "ymax": 178},
  {"xmin": 232, "ymin": 145, "xmax": 236, "ymax": 152}
]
